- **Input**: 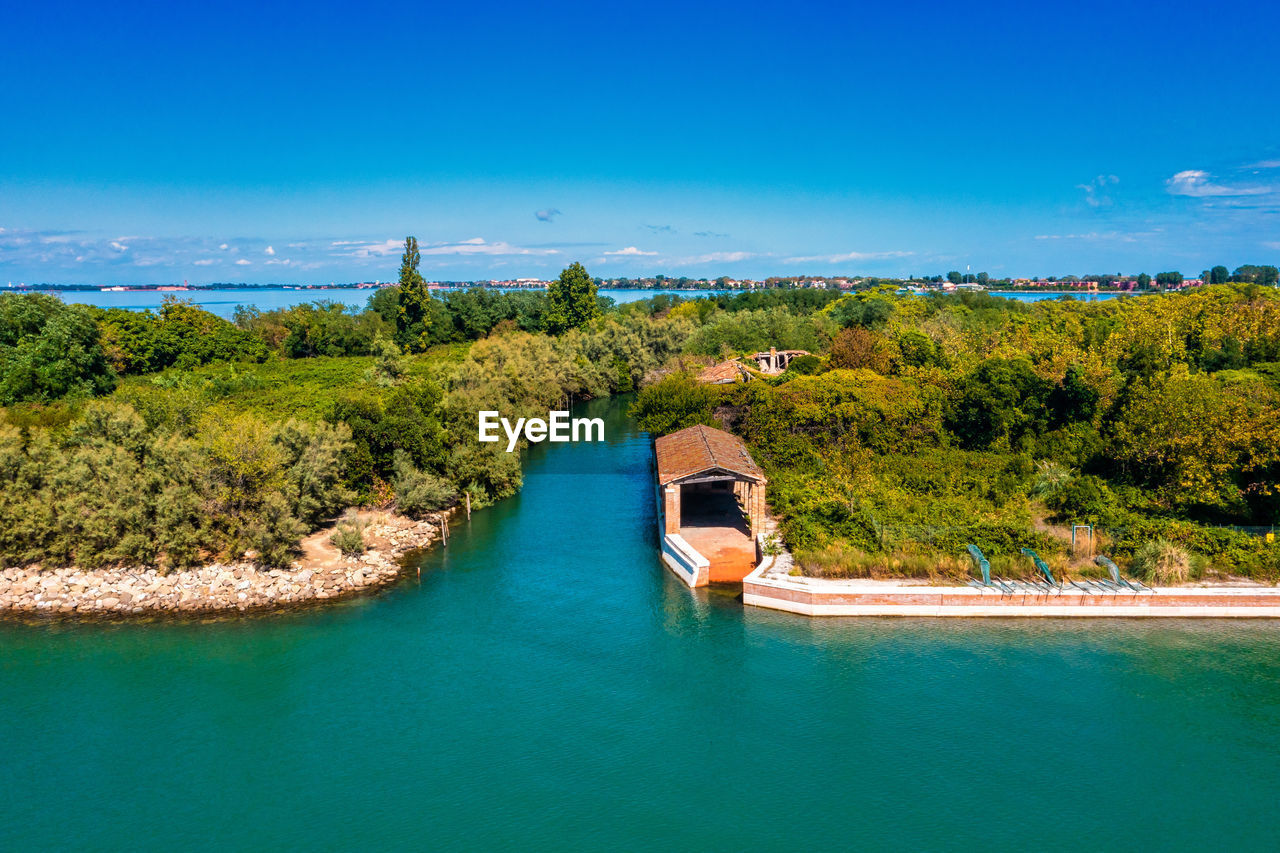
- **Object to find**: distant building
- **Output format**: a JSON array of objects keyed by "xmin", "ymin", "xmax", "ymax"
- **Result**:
[
  {"xmin": 750, "ymin": 347, "xmax": 810, "ymax": 375},
  {"xmin": 696, "ymin": 361, "xmax": 749, "ymax": 385}
]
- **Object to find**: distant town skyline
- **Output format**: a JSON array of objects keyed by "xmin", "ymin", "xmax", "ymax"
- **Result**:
[{"xmin": 3, "ymin": 0, "xmax": 1278, "ymax": 285}]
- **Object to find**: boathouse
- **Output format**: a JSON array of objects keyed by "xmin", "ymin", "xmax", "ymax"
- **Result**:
[{"xmin": 655, "ymin": 424, "xmax": 766, "ymax": 586}]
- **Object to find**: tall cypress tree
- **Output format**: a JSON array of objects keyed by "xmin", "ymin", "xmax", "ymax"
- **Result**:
[{"xmin": 396, "ymin": 236, "xmax": 430, "ymax": 351}]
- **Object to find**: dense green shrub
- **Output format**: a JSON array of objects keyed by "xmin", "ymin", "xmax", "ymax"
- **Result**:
[
  {"xmin": 328, "ymin": 380, "xmax": 446, "ymax": 498},
  {"xmin": 392, "ymin": 450, "xmax": 457, "ymax": 517},
  {"xmin": 97, "ymin": 299, "xmax": 268, "ymax": 374},
  {"xmin": 1046, "ymin": 474, "xmax": 1122, "ymax": 526},
  {"xmin": 330, "ymin": 520, "xmax": 366, "ymax": 556},
  {"xmin": 278, "ymin": 301, "xmax": 389, "ymax": 358},
  {"xmin": 683, "ymin": 307, "xmax": 825, "ymax": 357},
  {"xmin": 947, "ymin": 358, "xmax": 1050, "ymax": 450},
  {"xmin": 0, "ymin": 293, "xmax": 115, "ymax": 404},
  {"xmin": 630, "ymin": 374, "xmax": 723, "ymax": 435},
  {"xmin": 0, "ymin": 401, "xmax": 353, "ymax": 570}
]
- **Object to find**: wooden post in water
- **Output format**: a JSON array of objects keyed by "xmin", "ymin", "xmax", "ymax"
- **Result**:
[
  {"xmin": 466, "ymin": 491, "xmax": 471, "ymax": 521},
  {"xmin": 439, "ymin": 513, "xmax": 448, "ymax": 547}
]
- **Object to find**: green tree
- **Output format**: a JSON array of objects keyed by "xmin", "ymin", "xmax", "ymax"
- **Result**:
[
  {"xmin": 946, "ymin": 270, "xmax": 963, "ymax": 285},
  {"xmin": 396, "ymin": 236, "xmax": 432, "ymax": 352},
  {"xmin": 1155, "ymin": 271, "xmax": 1183, "ymax": 290},
  {"xmin": 545, "ymin": 262, "xmax": 601, "ymax": 334},
  {"xmin": 1136, "ymin": 272, "xmax": 1152, "ymax": 289},
  {"xmin": 1232, "ymin": 265, "xmax": 1279, "ymax": 286},
  {"xmin": 392, "ymin": 450, "xmax": 457, "ymax": 517},
  {"xmin": 363, "ymin": 335, "xmax": 407, "ymax": 387},
  {"xmin": 0, "ymin": 293, "xmax": 115, "ymax": 404},
  {"xmin": 1209, "ymin": 265, "xmax": 1230, "ymax": 284},
  {"xmin": 947, "ymin": 358, "xmax": 1051, "ymax": 450}
]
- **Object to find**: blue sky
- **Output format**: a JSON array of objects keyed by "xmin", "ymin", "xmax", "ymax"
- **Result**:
[{"xmin": 2, "ymin": 0, "xmax": 1278, "ymax": 284}]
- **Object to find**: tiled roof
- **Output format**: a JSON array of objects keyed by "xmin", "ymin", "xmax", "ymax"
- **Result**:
[
  {"xmin": 655, "ymin": 424, "xmax": 765, "ymax": 485},
  {"xmin": 696, "ymin": 361, "xmax": 744, "ymax": 384}
]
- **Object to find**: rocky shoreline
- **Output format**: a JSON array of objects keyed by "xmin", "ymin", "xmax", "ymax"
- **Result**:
[{"xmin": 0, "ymin": 511, "xmax": 450, "ymax": 619}]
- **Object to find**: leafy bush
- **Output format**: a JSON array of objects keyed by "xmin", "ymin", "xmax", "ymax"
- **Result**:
[
  {"xmin": 96, "ymin": 299, "xmax": 268, "ymax": 374},
  {"xmin": 947, "ymin": 358, "xmax": 1050, "ymax": 450},
  {"xmin": 330, "ymin": 520, "xmax": 366, "ymax": 556},
  {"xmin": 278, "ymin": 301, "xmax": 389, "ymax": 358},
  {"xmin": 828, "ymin": 327, "xmax": 893, "ymax": 373},
  {"xmin": 0, "ymin": 293, "xmax": 115, "ymax": 404},
  {"xmin": 630, "ymin": 374, "xmax": 722, "ymax": 434},
  {"xmin": 0, "ymin": 401, "xmax": 353, "ymax": 571},
  {"xmin": 784, "ymin": 354, "xmax": 821, "ymax": 375},
  {"xmin": 393, "ymin": 451, "xmax": 457, "ymax": 517},
  {"xmin": 1131, "ymin": 539, "xmax": 1192, "ymax": 585},
  {"xmin": 683, "ymin": 307, "xmax": 825, "ymax": 357},
  {"xmin": 1046, "ymin": 474, "xmax": 1121, "ymax": 525},
  {"xmin": 1030, "ymin": 460, "xmax": 1074, "ymax": 499}
]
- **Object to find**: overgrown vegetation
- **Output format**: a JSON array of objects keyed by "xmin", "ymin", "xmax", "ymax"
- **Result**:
[
  {"xmin": 6, "ymin": 264, "xmax": 1280, "ymax": 583},
  {"xmin": 0, "ymin": 253, "xmax": 694, "ymax": 571},
  {"xmin": 634, "ymin": 284, "xmax": 1280, "ymax": 582}
]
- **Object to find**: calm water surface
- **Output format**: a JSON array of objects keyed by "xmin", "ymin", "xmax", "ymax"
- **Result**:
[
  {"xmin": 39, "ymin": 287, "xmax": 730, "ymax": 318},
  {"xmin": 3, "ymin": 396, "xmax": 1278, "ymax": 851},
  {"xmin": 40, "ymin": 286, "xmax": 1122, "ymax": 318}
]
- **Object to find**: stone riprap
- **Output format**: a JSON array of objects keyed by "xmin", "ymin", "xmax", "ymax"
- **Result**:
[{"xmin": 0, "ymin": 513, "xmax": 446, "ymax": 618}]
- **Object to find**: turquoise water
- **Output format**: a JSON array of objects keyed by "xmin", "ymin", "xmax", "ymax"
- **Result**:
[
  {"xmin": 38, "ymin": 287, "xmax": 729, "ymax": 318},
  {"xmin": 3, "ymin": 395, "xmax": 1279, "ymax": 851},
  {"xmin": 39, "ymin": 285, "xmax": 1121, "ymax": 319}
]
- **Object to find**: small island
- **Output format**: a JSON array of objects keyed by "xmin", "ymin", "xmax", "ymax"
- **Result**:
[{"xmin": 4, "ymin": 246, "xmax": 1280, "ymax": 618}]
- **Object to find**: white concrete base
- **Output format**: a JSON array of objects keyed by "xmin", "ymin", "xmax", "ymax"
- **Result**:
[
  {"xmin": 660, "ymin": 533, "xmax": 709, "ymax": 588},
  {"xmin": 742, "ymin": 563, "xmax": 1280, "ymax": 618},
  {"xmin": 742, "ymin": 592, "xmax": 1280, "ymax": 618}
]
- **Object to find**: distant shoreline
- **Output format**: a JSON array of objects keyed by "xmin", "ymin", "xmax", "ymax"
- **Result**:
[{"xmin": 8, "ymin": 283, "xmax": 1146, "ymax": 295}]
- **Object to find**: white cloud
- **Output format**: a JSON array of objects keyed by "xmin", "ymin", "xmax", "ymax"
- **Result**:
[
  {"xmin": 192, "ymin": 258, "xmax": 217, "ymax": 266},
  {"xmin": 603, "ymin": 246, "xmax": 657, "ymax": 256},
  {"xmin": 535, "ymin": 208, "xmax": 561, "ymax": 222},
  {"xmin": 328, "ymin": 237, "xmax": 558, "ymax": 260},
  {"xmin": 783, "ymin": 250, "xmax": 912, "ymax": 264},
  {"xmin": 235, "ymin": 258, "xmax": 251, "ymax": 266},
  {"xmin": 1247, "ymin": 160, "xmax": 1280, "ymax": 170},
  {"xmin": 419, "ymin": 238, "xmax": 558, "ymax": 257},
  {"xmin": 1033, "ymin": 230, "xmax": 1153, "ymax": 243},
  {"xmin": 1166, "ymin": 169, "xmax": 1270, "ymax": 198},
  {"xmin": 109, "ymin": 240, "xmax": 129, "ymax": 252},
  {"xmin": 264, "ymin": 245, "xmax": 275, "ymax": 256},
  {"xmin": 330, "ymin": 238, "xmax": 403, "ymax": 259},
  {"xmin": 1078, "ymin": 174, "xmax": 1119, "ymax": 208},
  {"xmin": 674, "ymin": 251, "xmax": 758, "ymax": 265},
  {"xmin": 219, "ymin": 243, "xmax": 229, "ymax": 250}
]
